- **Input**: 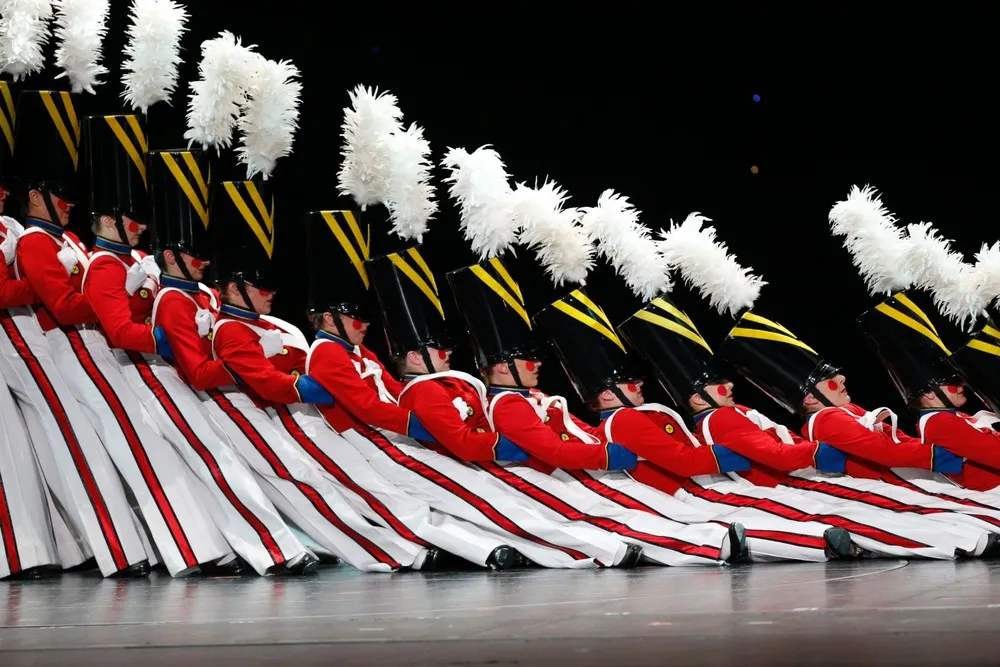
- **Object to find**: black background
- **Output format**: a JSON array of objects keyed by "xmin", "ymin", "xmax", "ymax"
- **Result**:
[{"xmin": 10, "ymin": 2, "xmax": 998, "ymax": 429}]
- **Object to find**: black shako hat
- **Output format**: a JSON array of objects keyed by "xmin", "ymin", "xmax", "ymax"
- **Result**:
[
  {"xmin": 83, "ymin": 113, "xmax": 150, "ymax": 224},
  {"xmin": 12, "ymin": 89, "xmax": 81, "ymax": 201},
  {"xmin": 148, "ymin": 148, "xmax": 213, "ymax": 259},
  {"xmin": 305, "ymin": 208, "xmax": 374, "ymax": 323},
  {"xmin": 617, "ymin": 295, "xmax": 729, "ymax": 407},
  {"xmin": 211, "ymin": 179, "xmax": 279, "ymax": 291}
]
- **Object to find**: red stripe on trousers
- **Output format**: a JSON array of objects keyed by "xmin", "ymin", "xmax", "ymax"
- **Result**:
[
  {"xmin": 275, "ymin": 407, "xmax": 430, "ymax": 547},
  {"xmin": 206, "ymin": 390, "xmax": 401, "ymax": 569},
  {"xmin": 0, "ymin": 317, "xmax": 127, "ymax": 570},
  {"xmin": 885, "ymin": 471, "xmax": 999, "ymax": 512},
  {"xmin": 478, "ymin": 462, "xmax": 722, "ymax": 560},
  {"xmin": 127, "ymin": 353, "xmax": 285, "ymax": 567},
  {"xmin": 350, "ymin": 422, "xmax": 591, "ymax": 561},
  {"xmin": 782, "ymin": 477, "xmax": 1000, "ymax": 529},
  {"xmin": 64, "ymin": 330, "xmax": 198, "ymax": 568},
  {"xmin": 567, "ymin": 471, "xmax": 828, "ymax": 551},
  {"xmin": 0, "ymin": 481, "xmax": 20, "ymax": 573},
  {"xmin": 685, "ymin": 480, "xmax": 930, "ymax": 550}
]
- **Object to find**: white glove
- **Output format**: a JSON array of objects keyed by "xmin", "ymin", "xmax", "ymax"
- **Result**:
[
  {"xmin": 139, "ymin": 254, "xmax": 161, "ymax": 283},
  {"xmin": 195, "ymin": 308, "xmax": 214, "ymax": 338},
  {"xmin": 1, "ymin": 216, "xmax": 23, "ymax": 265},
  {"xmin": 259, "ymin": 329, "xmax": 284, "ymax": 358},
  {"xmin": 452, "ymin": 397, "xmax": 471, "ymax": 421},
  {"xmin": 56, "ymin": 246, "xmax": 79, "ymax": 276},
  {"xmin": 124, "ymin": 261, "xmax": 147, "ymax": 296}
]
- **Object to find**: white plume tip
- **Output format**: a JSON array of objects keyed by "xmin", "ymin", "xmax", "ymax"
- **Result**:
[
  {"xmin": 509, "ymin": 179, "xmax": 593, "ymax": 287},
  {"xmin": 337, "ymin": 84, "xmax": 403, "ymax": 209},
  {"xmin": 51, "ymin": 0, "xmax": 109, "ymax": 94},
  {"xmin": 0, "ymin": 0, "xmax": 54, "ymax": 80},
  {"xmin": 236, "ymin": 57, "xmax": 301, "ymax": 180},
  {"xmin": 829, "ymin": 184, "xmax": 911, "ymax": 296},
  {"xmin": 441, "ymin": 145, "xmax": 518, "ymax": 260},
  {"xmin": 121, "ymin": 0, "xmax": 188, "ymax": 113}
]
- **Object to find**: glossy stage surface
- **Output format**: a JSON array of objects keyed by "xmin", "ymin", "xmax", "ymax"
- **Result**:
[{"xmin": 2, "ymin": 559, "xmax": 999, "ymax": 666}]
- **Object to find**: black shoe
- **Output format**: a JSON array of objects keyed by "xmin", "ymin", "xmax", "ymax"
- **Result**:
[
  {"xmin": 616, "ymin": 544, "xmax": 643, "ymax": 568},
  {"xmin": 984, "ymin": 534, "xmax": 1000, "ymax": 557},
  {"xmin": 823, "ymin": 527, "xmax": 854, "ymax": 559},
  {"xmin": 111, "ymin": 560, "xmax": 151, "ymax": 578},
  {"xmin": 4, "ymin": 565, "xmax": 60, "ymax": 580},
  {"xmin": 64, "ymin": 557, "xmax": 98, "ymax": 573},
  {"xmin": 286, "ymin": 553, "xmax": 319, "ymax": 575},
  {"xmin": 315, "ymin": 552, "xmax": 341, "ymax": 566},
  {"xmin": 727, "ymin": 523, "xmax": 750, "ymax": 564},
  {"xmin": 486, "ymin": 545, "xmax": 524, "ymax": 571},
  {"xmin": 200, "ymin": 556, "xmax": 253, "ymax": 577},
  {"xmin": 417, "ymin": 548, "xmax": 446, "ymax": 571}
]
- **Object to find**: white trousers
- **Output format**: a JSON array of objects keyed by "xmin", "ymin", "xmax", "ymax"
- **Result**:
[
  {"xmin": 885, "ymin": 468, "xmax": 1000, "ymax": 511},
  {"xmin": 784, "ymin": 469, "xmax": 1000, "ymax": 552},
  {"xmin": 562, "ymin": 470, "xmax": 832, "ymax": 562},
  {"xmin": 0, "ymin": 309, "xmax": 147, "ymax": 576},
  {"xmin": 476, "ymin": 462, "xmax": 730, "ymax": 566},
  {"xmin": 339, "ymin": 423, "xmax": 609, "ymax": 568},
  {"xmin": 47, "ymin": 326, "xmax": 231, "ymax": 576},
  {"xmin": 281, "ymin": 405, "xmax": 515, "ymax": 567},
  {"xmin": 117, "ymin": 353, "xmax": 313, "ymax": 576},
  {"xmin": 675, "ymin": 473, "xmax": 970, "ymax": 559},
  {"xmin": 0, "ymin": 374, "xmax": 59, "ymax": 578},
  {"xmin": 199, "ymin": 386, "xmax": 429, "ymax": 572}
]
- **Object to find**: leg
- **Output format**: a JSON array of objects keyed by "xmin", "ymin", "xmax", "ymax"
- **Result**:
[
  {"xmin": 201, "ymin": 388, "xmax": 425, "ymax": 573},
  {"xmin": 0, "ymin": 312, "xmax": 148, "ymax": 576},
  {"xmin": 120, "ymin": 354, "xmax": 310, "ymax": 576}
]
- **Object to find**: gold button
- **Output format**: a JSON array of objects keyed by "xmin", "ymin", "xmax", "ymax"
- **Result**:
[
  {"xmin": 144, "ymin": 317, "xmax": 152, "ymax": 325},
  {"xmin": 560, "ymin": 433, "xmax": 569, "ymax": 441},
  {"xmin": 207, "ymin": 331, "xmax": 214, "ymax": 341},
  {"xmin": 467, "ymin": 406, "xmax": 475, "ymax": 416},
  {"xmin": 71, "ymin": 265, "xmax": 80, "ymax": 275},
  {"xmin": 139, "ymin": 288, "xmax": 149, "ymax": 300},
  {"xmin": 475, "ymin": 427, "xmax": 485, "ymax": 433},
  {"xmin": 543, "ymin": 415, "xmax": 551, "ymax": 423},
  {"xmin": 279, "ymin": 348, "xmax": 289, "ymax": 356},
  {"xmin": 291, "ymin": 370, "xmax": 300, "ymax": 377},
  {"xmin": 664, "ymin": 424, "xmax": 674, "ymax": 434}
]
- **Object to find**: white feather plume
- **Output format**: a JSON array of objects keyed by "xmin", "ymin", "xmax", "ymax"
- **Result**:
[
  {"xmin": 51, "ymin": 0, "xmax": 108, "ymax": 94},
  {"xmin": 0, "ymin": 0, "xmax": 53, "ymax": 80},
  {"xmin": 441, "ymin": 145, "xmax": 518, "ymax": 259},
  {"xmin": 657, "ymin": 213, "xmax": 766, "ymax": 317},
  {"xmin": 183, "ymin": 31, "xmax": 260, "ymax": 152},
  {"xmin": 384, "ymin": 122, "xmax": 436, "ymax": 242},
  {"xmin": 579, "ymin": 189, "xmax": 671, "ymax": 302},
  {"xmin": 236, "ymin": 57, "xmax": 301, "ymax": 180},
  {"xmin": 337, "ymin": 85, "xmax": 403, "ymax": 209},
  {"xmin": 974, "ymin": 242, "xmax": 1000, "ymax": 313},
  {"xmin": 902, "ymin": 222, "xmax": 984, "ymax": 330},
  {"xmin": 121, "ymin": 0, "xmax": 188, "ymax": 112},
  {"xmin": 509, "ymin": 179, "xmax": 593, "ymax": 287},
  {"xmin": 828, "ymin": 185, "xmax": 912, "ymax": 296}
]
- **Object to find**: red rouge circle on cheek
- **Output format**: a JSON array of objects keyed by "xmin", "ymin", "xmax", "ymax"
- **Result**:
[
  {"xmin": 827, "ymin": 380, "xmax": 839, "ymax": 391},
  {"xmin": 190, "ymin": 258, "xmax": 203, "ymax": 268},
  {"xmin": 351, "ymin": 319, "xmax": 364, "ymax": 330},
  {"xmin": 524, "ymin": 361, "xmax": 536, "ymax": 371},
  {"xmin": 626, "ymin": 383, "xmax": 638, "ymax": 393},
  {"xmin": 946, "ymin": 385, "xmax": 960, "ymax": 393},
  {"xmin": 56, "ymin": 199, "xmax": 70, "ymax": 211},
  {"xmin": 717, "ymin": 385, "xmax": 728, "ymax": 397},
  {"xmin": 127, "ymin": 221, "xmax": 140, "ymax": 233},
  {"xmin": 437, "ymin": 350, "xmax": 448, "ymax": 360}
]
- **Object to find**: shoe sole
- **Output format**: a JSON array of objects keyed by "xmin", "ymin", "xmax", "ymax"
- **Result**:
[
  {"xmin": 824, "ymin": 527, "xmax": 853, "ymax": 559},
  {"xmin": 728, "ymin": 523, "xmax": 749, "ymax": 563}
]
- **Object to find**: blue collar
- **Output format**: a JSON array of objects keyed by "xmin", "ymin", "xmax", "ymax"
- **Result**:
[
  {"xmin": 219, "ymin": 303, "xmax": 259, "ymax": 321},
  {"xmin": 94, "ymin": 237, "xmax": 132, "ymax": 255},
  {"xmin": 487, "ymin": 385, "xmax": 530, "ymax": 397},
  {"xmin": 25, "ymin": 217, "xmax": 64, "ymax": 237},
  {"xmin": 160, "ymin": 275, "xmax": 200, "ymax": 293},
  {"xmin": 919, "ymin": 408, "xmax": 956, "ymax": 416},
  {"xmin": 315, "ymin": 330, "xmax": 353, "ymax": 350},
  {"xmin": 692, "ymin": 409, "xmax": 717, "ymax": 424},
  {"xmin": 402, "ymin": 374, "xmax": 426, "ymax": 382},
  {"xmin": 599, "ymin": 407, "xmax": 622, "ymax": 421}
]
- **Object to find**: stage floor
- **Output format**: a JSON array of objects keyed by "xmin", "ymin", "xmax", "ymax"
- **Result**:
[{"xmin": 2, "ymin": 559, "xmax": 1000, "ymax": 666}]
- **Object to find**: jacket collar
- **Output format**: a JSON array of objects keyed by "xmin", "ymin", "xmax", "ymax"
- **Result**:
[
  {"xmin": 219, "ymin": 303, "xmax": 259, "ymax": 321},
  {"xmin": 24, "ymin": 217, "xmax": 64, "ymax": 237},
  {"xmin": 160, "ymin": 274, "xmax": 200, "ymax": 293},
  {"xmin": 94, "ymin": 237, "xmax": 132, "ymax": 255}
]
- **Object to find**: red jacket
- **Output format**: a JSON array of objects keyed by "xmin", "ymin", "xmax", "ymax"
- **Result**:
[
  {"xmin": 15, "ymin": 224, "xmax": 95, "ymax": 330},
  {"xmin": 920, "ymin": 410, "xmax": 1000, "ymax": 491},
  {"xmin": 803, "ymin": 403, "xmax": 937, "ymax": 471},
  {"xmin": 153, "ymin": 278, "xmax": 233, "ymax": 391},
  {"xmin": 306, "ymin": 333, "xmax": 412, "ymax": 434},
  {"xmin": 593, "ymin": 407, "xmax": 724, "ymax": 477},
  {"xmin": 399, "ymin": 373, "xmax": 501, "ymax": 462},
  {"xmin": 488, "ymin": 387, "xmax": 610, "ymax": 473},
  {"xmin": 83, "ymin": 245, "xmax": 156, "ymax": 353},
  {"xmin": 0, "ymin": 219, "xmax": 36, "ymax": 309},
  {"xmin": 211, "ymin": 307, "xmax": 304, "ymax": 408}
]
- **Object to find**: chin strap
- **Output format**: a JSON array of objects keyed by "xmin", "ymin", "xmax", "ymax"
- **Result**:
[
  {"xmin": 420, "ymin": 347, "xmax": 435, "ymax": 374},
  {"xmin": 235, "ymin": 279, "xmax": 256, "ymax": 314},
  {"xmin": 332, "ymin": 313, "xmax": 349, "ymax": 342},
  {"xmin": 175, "ymin": 249, "xmax": 197, "ymax": 282},
  {"xmin": 506, "ymin": 356, "xmax": 525, "ymax": 389},
  {"xmin": 931, "ymin": 386, "xmax": 958, "ymax": 410},
  {"xmin": 609, "ymin": 385, "xmax": 635, "ymax": 408},
  {"xmin": 696, "ymin": 387, "xmax": 720, "ymax": 410},
  {"xmin": 113, "ymin": 213, "xmax": 129, "ymax": 248},
  {"xmin": 41, "ymin": 192, "xmax": 62, "ymax": 229}
]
